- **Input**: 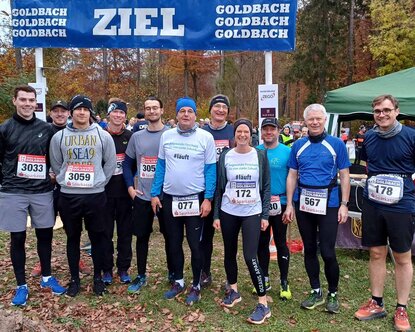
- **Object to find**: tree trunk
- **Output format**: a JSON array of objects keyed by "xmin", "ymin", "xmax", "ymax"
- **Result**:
[
  {"xmin": 347, "ymin": 0, "xmax": 355, "ymax": 85},
  {"xmin": 15, "ymin": 49, "xmax": 23, "ymax": 73}
]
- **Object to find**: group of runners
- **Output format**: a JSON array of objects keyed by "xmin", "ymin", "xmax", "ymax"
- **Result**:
[{"xmin": 0, "ymin": 85, "xmax": 413, "ymax": 329}]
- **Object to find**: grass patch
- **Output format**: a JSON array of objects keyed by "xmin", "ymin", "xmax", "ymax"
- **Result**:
[{"xmin": 0, "ymin": 222, "xmax": 413, "ymax": 331}]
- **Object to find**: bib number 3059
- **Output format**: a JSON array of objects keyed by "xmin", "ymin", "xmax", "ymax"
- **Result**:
[{"xmin": 65, "ymin": 164, "xmax": 95, "ymax": 188}]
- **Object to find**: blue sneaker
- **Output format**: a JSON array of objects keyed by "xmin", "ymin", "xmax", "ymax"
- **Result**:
[
  {"xmin": 40, "ymin": 276, "xmax": 66, "ymax": 295},
  {"xmin": 164, "ymin": 282, "xmax": 185, "ymax": 299},
  {"xmin": 185, "ymin": 286, "xmax": 201, "ymax": 306},
  {"xmin": 221, "ymin": 289, "xmax": 241, "ymax": 308},
  {"xmin": 102, "ymin": 272, "xmax": 113, "ymax": 285},
  {"xmin": 118, "ymin": 270, "xmax": 131, "ymax": 284},
  {"xmin": 11, "ymin": 285, "xmax": 29, "ymax": 306},
  {"xmin": 247, "ymin": 303, "xmax": 271, "ymax": 325},
  {"xmin": 127, "ymin": 275, "xmax": 147, "ymax": 294}
]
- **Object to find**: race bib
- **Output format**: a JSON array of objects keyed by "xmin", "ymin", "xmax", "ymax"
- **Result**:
[
  {"xmin": 300, "ymin": 188, "xmax": 328, "ymax": 215},
  {"xmin": 65, "ymin": 164, "xmax": 94, "ymax": 188},
  {"xmin": 172, "ymin": 194, "xmax": 199, "ymax": 217},
  {"xmin": 215, "ymin": 140, "xmax": 230, "ymax": 160},
  {"xmin": 367, "ymin": 174, "xmax": 404, "ymax": 205},
  {"xmin": 269, "ymin": 195, "xmax": 282, "ymax": 216},
  {"xmin": 113, "ymin": 153, "xmax": 125, "ymax": 175},
  {"xmin": 17, "ymin": 154, "xmax": 46, "ymax": 179},
  {"xmin": 140, "ymin": 156, "xmax": 157, "ymax": 179},
  {"xmin": 229, "ymin": 181, "xmax": 257, "ymax": 205}
]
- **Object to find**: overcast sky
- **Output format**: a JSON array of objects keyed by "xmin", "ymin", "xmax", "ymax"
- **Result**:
[{"xmin": 0, "ymin": 0, "xmax": 10, "ymax": 14}]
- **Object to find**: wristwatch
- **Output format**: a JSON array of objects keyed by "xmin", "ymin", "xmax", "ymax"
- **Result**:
[{"xmin": 340, "ymin": 201, "xmax": 349, "ymax": 207}]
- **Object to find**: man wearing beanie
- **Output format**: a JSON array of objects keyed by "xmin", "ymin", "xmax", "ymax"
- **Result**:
[
  {"xmin": 133, "ymin": 112, "xmax": 148, "ymax": 132},
  {"xmin": 200, "ymin": 94, "xmax": 234, "ymax": 287},
  {"xmin": 101, "ymin": 98, "xmax": 133, "ymax": 285},
  {"xmin": 31, "ymin": 99, "xmax": 92, "ymax": 278},
  {"xmin": 151, "ymin": 96, "xmax": 216, "ymax": 305},
  {"xmin": 0, "ymin": 85, "xmax": 66, "ymax": 306},
  {"xmin": 49, "ymin": 94, "xmax": 116, "ymax": 297}
]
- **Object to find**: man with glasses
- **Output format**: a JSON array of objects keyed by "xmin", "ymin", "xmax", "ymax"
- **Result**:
[
  {"xmin": 200, "ymin": 94, "xmax": 234, "ymax": 287},
  {"xmin": 354, "ymin": 95, "xmax": 415, "ymax": 332},
  {"xmin": 151, "ymin": 97, "xmax": 216, "ymax": 305},
  {"xmin": 122, "ymin": 97, "xmax": 172, "ymax": 294}
]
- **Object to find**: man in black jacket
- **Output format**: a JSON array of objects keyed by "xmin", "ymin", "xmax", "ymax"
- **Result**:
[
  {"xmin": 0, "ymin": 85, "xmax": 66, "ymax": 306},
  {"xmin": 102, "ymin": 98, "xmax": 133, "ymax": 285}
]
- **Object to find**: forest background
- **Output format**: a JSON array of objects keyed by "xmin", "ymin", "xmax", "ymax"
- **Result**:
[{"xmin": 0, "ymin": 0, "xmax": 414, "ymax": 127}]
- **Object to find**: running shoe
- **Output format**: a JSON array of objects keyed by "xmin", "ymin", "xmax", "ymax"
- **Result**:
[
  {"xmin": 280, "ymin": 280, "xmax": 292, "ymax": 300},
  {"xmin": 11, "ymin": 285, "xmax": 29, "ymax": 306},
  {"xmin": 93, "ymin": 278, "xmax": 107, "ymax": 296},
  {"xmin": 354, "ymin": 299, "xmax": 387, "ymax": 321},
  {"xmin": 247, "ymin": 303, "xmax": 271, "ymax": 325},
  {"xmin": 128, "ymin": 275, "xmax": 147, "ymax": 294},
  {"xmin": 102, "ymin": 271, "xmax": 113, "ymax": 285},
  {"xmin": 164, "ymin": 282, "xmax": 185, "ymax": 299},
  {"xmin": 30, "ymin": 262, "xmax": 42, "ymax": 277},
  {"xmin": 118, "ymin": 270, "xmax": 132, "ymax": 284},
  {"xmin": 394, "ymin": 307, "xmax": 411, "ymax": 332},
  {"xmin": 301, "ymin": 290, "xmax": 325, "ymax": 310},
  {"xmin": 325, "ymin": 293, "xmax": 340, "ymax": 314},
  {"xmin": 40, "ymin": 276, "xmax": 66, "ymax": 295},
  {"xmin": 66, "ymin": 279, "xmax": 80, "ymax": 297},
  {"xmin": 221, "ymin": 289, "xmax": 242, "ymax": 308},
  {"xmin": 185, "ymin": 286, "xmax": 201, "ymax": 306},
  {"xmin": 200, "ymin": 271, "xmax": 212, "ymax": 288}
]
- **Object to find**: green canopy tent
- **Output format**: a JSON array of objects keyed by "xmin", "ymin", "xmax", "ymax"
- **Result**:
[{"xmin": 324, "ymin": 67, "xmax": 415, "ymax": 135}]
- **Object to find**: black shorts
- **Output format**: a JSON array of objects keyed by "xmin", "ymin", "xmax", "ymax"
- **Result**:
[
  {"xmin": 132, "ymin": 197, "xmax": 154, "ymax": 237},
  {"xmin": 58, "ymin": 191, "xmax": 107, "ymax": 234},
  {"xmin": 131, "ymin": 197, "xmax": 166, "ymax": 237},
  {"xmin": 362, "ymin": 199, "xmax": 415, "ymax": 253}
]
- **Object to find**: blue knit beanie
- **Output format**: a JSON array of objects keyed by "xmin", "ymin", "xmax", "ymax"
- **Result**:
[{"xmin": 176, "ymin": 97, "xmax": 197, "ymax": 115}]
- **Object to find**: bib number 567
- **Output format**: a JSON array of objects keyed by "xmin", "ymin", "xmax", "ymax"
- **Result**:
[{"xmin": 305, "ymin": 197, "xmax": 320, "ymax": 206}]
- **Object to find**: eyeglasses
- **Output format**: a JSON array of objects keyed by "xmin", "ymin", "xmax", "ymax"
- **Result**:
[
  {"xmin": 144, "ymin": 106, "xmax": 160, "ymax": 112},
  {"xmin": 372, "ymin": 108, "xmax": 395, "ymax": 115},
  {"xmin": 178, "ymin": 108, "xmax": 195, "ymax": 115},
  {"xmin": 213, "ymin": 103, "xmax": 229, "ymax": 110}
]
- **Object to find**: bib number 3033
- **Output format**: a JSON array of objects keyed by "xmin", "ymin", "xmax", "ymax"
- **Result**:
[
  {"xmin": 17, "ymin": 154, "xmax": 46, "ymax": 179},
  {"xmin": 299, "ymin": 188, "xmax": 328, "ymax": 215},
  {"xmin": 172, "ymin": 194, "xmax": 199, "ymax": 217}
]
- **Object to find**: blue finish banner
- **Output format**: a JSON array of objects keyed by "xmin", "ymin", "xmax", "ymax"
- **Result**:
[{"xmin": 11, "ymin": 0, "xmax": 297, "ymax": 51}]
